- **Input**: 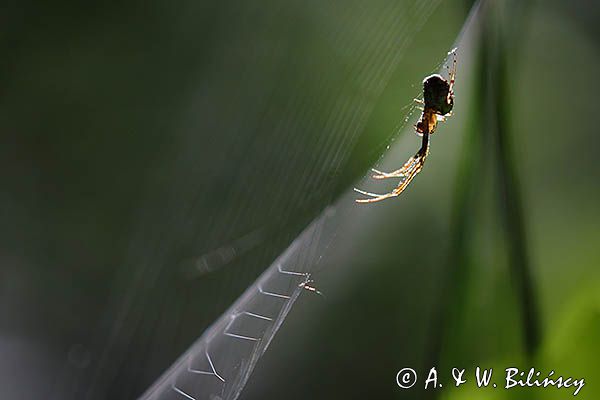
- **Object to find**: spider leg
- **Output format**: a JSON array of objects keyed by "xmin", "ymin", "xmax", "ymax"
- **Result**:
[
  {"xmin": 370, "ymin": 167, "xmax": 405, "ymax": 179},
  {"xmin": 371, "ymin": 130, "xmax": 430, "ymax": 180},
  {"xmin": 355, "ymin": 135, "xmax": 430, "ymax": 203},
  {"xmin": 447, "ymin": 49, "xmax": 457, "ymax": 100},
  {"xmin": 355, "ymin": 191, "xmax": 398, "ymax": 203},
  {"xmin": 354, "ymin": 187, "xmax": 400, "ymax": 203},
  {"xmin": 371, "ymin": 152, "xmax": 422, "ymax": 179},
  {"xmin": 356, "ymin": 160, "xmax": 423, "ymax": 203},
  {"xmin": 353, "ymin": 187, "xmax": 388, "ymax": 197}
]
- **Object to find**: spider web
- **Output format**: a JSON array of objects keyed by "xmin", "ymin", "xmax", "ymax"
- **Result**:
[{"xmin": 138, "ymin": 2, "xmax": 484, "ymax": 399}]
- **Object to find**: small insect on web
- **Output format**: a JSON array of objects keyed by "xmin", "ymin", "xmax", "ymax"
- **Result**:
[
  {"xmin": 354, "ymin": 48, "xmax": 457, "ymax": 204},
  {"xmin": 299, "ymin": 278, "xmax": 325, "ymax": 297}
]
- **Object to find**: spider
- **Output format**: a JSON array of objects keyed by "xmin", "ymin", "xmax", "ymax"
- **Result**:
[{"xmin": 355, "ymin": 49, "xmax": 457, "ymax": 204}]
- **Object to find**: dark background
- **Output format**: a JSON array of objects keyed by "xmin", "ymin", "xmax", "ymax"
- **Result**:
[{"xmin": 1, "ymin": 0, "xmax": 599, "ymax": 399}]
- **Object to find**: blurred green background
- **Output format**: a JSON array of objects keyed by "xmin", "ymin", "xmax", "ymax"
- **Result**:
[{"xmin": 1, "ymin": 0, "xmax": 599, "ymax": 399}]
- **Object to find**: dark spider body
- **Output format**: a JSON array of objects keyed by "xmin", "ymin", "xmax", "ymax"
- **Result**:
[
  {"xmin": 423, "ymin": 74, "xmax": 453, "ymax": 116},
  {"xmin": 416, "ymin": 74, "xmax": 455, "ymax": 135}
]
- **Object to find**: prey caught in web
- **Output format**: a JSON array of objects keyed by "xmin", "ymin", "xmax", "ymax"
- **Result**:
[{"xmin": 355, "ymin": 48, "xmax": 458, "ymax": 203}]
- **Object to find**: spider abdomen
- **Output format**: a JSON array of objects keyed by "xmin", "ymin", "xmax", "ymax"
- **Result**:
[{"xmin": 423, "ymin": 74, "xmax": 453, "ymax": 115}]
